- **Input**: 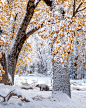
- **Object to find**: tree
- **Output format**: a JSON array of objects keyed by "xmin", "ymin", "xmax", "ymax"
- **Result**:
[
  {"xmin": 0, "ymin": 0, "xmax": 53, "ymax": 84},
  {"xmin": 0, "ymin": 0, "xmax": 86, "ymax": 98}
]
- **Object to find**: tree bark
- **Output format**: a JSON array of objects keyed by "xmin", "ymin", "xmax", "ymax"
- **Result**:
[
  {"xmin": 1, "ymin": 1, "xmax": 71, "ymax": 99},
  {"xmin": 50, "ymin": 0, "xmax": 71, "ymax": 97},
  {"xmin": 7, "ymin": 54, "xmax": 16, "ymax": 85},
  {"xmin": 52, "ymin": 56, "xmax": 71, "ymax": 98},
  {"xmin": 0, "ymin": 53, "xmax": 8, "ymax": 85},
  {"xmin": 6, "ymin": 0, "xmax": 36, "ymax": 85},
  {"xmin": 1, "ymin": 0, "xmax": 44, "ymax": 85}
]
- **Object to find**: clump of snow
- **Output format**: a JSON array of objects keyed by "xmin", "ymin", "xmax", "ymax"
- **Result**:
[{"xmin": 52, "ymin": 91, "xmax": 70, "ymax": 102}]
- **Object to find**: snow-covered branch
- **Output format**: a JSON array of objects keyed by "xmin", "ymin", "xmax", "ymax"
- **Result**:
[
  {"xmin": 26, "ymin": 24, "xmax": 43, "ymax": 38},
  {"xmin": 0, "ymin": 89, "xmax": 30, "ymax": 103}
]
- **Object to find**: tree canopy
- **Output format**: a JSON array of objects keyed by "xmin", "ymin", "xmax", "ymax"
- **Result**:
[{"xmin": 0, "ymin": 0, "xmax": 86, "ymax": 82}]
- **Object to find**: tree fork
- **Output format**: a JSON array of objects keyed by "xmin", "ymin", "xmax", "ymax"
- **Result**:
[{"xmin": 7, "ymin": 0, "xmax": 41, "ymax": 85}]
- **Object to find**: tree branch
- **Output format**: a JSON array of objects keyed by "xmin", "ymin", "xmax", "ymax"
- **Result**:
[
  {"xmin": 15, "ymin": 23, "xmax": 43, "ymax": 64},
  {"xmin": 0, "ymin": 89, "xmax": 30, "ymax": 102},
  {"xmin": 35, "ymin": 0, "xmax": 41, "ymax": 7},
  {"xmin": 5, "ymin": 89, "xmax": 15, "ymax": 101},
  {"xmin": 73, "ymin": 0, "xmax": 76, "ymax": 17},
  {"xmin": 77, "ymin": 7, "xmax": 86, "ymax": 12},
  {"xmin": 73, "ymin": 1, "xmax": 83, "ymax": 17},
  {"xmin": 11, "ymin": 0, "xmax": 41, "ymax": 56},
  {"xmin": 26, "ymin": 24, "xmax": 43, "ymax": 38},
  {"xmin": 75, "ymin": 2, "xmax": 83, "ymax": 15},
  {"xmin": 44, "ymin": 0, "xmax": 52, "ymax": 7},
  {"xmin": 7, "ymin": 0, "xmax": 51, "ymax": 84}
]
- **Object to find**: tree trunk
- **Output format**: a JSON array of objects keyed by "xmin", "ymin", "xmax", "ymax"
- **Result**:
[
  {"xmin": 0, "ymin": 53, "xmax": 8, "ymax": 85},
  {"xmin": 50, "ymin": 0, "xmax": 71, "ymax": 98},
  {"xmin": 3, "ymin": 0, "xmax": 36, "ymax": 85},
  {"xmin": 7, "ymin": 54, "xmax": 17, "ymax": 85},
  {"xmin": 52, "ymin": 56, "xmax": 71, "ymax": 98}
]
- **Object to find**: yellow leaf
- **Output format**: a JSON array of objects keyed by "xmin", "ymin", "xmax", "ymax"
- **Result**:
[
  {"xmin": 76, "ymin": 1, "xmax": 81, "ymax": 3},
  {"xmin": 0, "ymin": 77, "xmax": 2, "ymax": 80},
  {"xmin": 19, "ymin": 74, "xmax": 21, "ymax": 77},
  {"xmin": 65, "ymin": 61, "xmax": 67, "ymax": 64},
  {"xmin": 62, "ymin": 66, "xmax": 64, "ymax": 69},
  {"xmin": 30, "ymin": 48, "xmax": 32, "ymax": 51},
  {"xmin": 12, "ymin": 14, "xmax": 15, "ymax": 17},
  {"xmin": 73, "ymin": 62, "xmax": 75, "ymax": 66},
  {"xmin": 20, "ymin": 70, "xmax": 22, "ymax": 73},
  {"xmin": 34, "ymin": 8, "xmax": 40, "ymax": 11},
  {"xmin": 84, "ymin": 37, "xmax": 86, "ymax": 41},
  {"xmin": 2, "ymin": 17, "xmax": 6, "ymax": 21},
  {"xmin": 15, "ymin": 67, "xmax": 18, "ymax": 72},
  {"xmin": 24, "ymin": 47, "xmax": 28, "ymax": 51},
  {"xmin": 0, "ymin": 41, "xmax": 3, "ymax": 46},
  {"xmin": 0, "ymin": 66, "xmax": 3, "ymax": 70},
  {"xmin": 71, "ymin": 49, "xmax": 74, "ymax": 51},
  {"xmin": 61, "ymin": 62, "xmax": 64, "ymax": 64},
  {"xmin": 0, "ymin": 54, "xmax": 2, "ymax": 59},
  {"xmin": 51, "ymin": 59, "xmax": 54, "ymax": 62},
  {"xmin": 66, "ymin": 54, "xmax": 69, "ymax": 57},
  {"xmin": 83, "ymin": 62, "xmax": 85, "ymax": 67},
  {"xmin": 1, "ymin": 70, "xmax": 5, "ymax": 74},
  {"xmin": 54, "ymin": 59, "xmax": 57, "ymax": 62},
  {"xmin": 77, "ymin": 46, "xmax": 79, "ymax": 50},
  {"xmin": 36, "ymin": 44, "xmax": 38, "ymax": 46},
  {"xmin": 70, "ymin": 52, "xmax": 73, "ymax": 55},
  {"xmin": 27, "ymin": 44, "xmax": 31, "ymax": 48},
  {"xmin": 26, "ymin": 64, "xmax": 28, "ymax": 67},
  {"xmin": 40, "ymin": 42, "xmax": 43, "ymax": 46}
]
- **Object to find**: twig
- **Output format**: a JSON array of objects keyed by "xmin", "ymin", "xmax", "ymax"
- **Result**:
[
  {"xmin": 73, "ymin": 1, "xmax": 83, "ymax": 17},
  {"xmin": 26, "ymin": 24, "xmax": 43, "ymax": 38},
  {"xmin": 77, "ymin": 7, "xmax": 86, "ymax": 12},
  {"xmin": 75, "ymin": 2, "xmax": 83, "ymax": 14}
]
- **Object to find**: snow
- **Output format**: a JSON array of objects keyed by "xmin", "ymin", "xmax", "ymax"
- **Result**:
[
  {"xmin": 14, "ymin": 75, "xmax": 51, "ymax": 86},
  {"xmin": 0, "ymin": 76, "xmax": 86, "ymax": 108}
]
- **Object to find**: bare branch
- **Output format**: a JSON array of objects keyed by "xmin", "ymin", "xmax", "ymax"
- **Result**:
[
  {"xmin": 11, "ymin": 0, "xmax": 36, "ymax": 57},
  {"xmin": 77, "ymin": 7, "xmax": 86, "ymax": 12},
  {"xmin": 73, "ymin": 1, "xmax": 83, "ymax": 16},
  {"xmin": 11, "ymin": 0, "xmax": 41, "ymax": 55},
  {"xmin": 26, "ymin": 24, "xmax": 43, "ymax": 38},
  {"xmin": 73, "ymin": 0, "xmax": 76, "ymax": 16},
  {"xmin": 75, "ymin": 2, "xmax": 83, "ymax": 13}
]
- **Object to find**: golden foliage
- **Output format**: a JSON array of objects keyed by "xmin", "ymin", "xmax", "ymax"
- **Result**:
[{"xmin": 0, "ymin": 0, "xmax": 86, "ymax": 77}]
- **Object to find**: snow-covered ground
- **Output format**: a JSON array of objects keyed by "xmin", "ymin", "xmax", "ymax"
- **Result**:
[{"xmin": 0, "ymin": 75, "xmax": 86, "ymax": 108}]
